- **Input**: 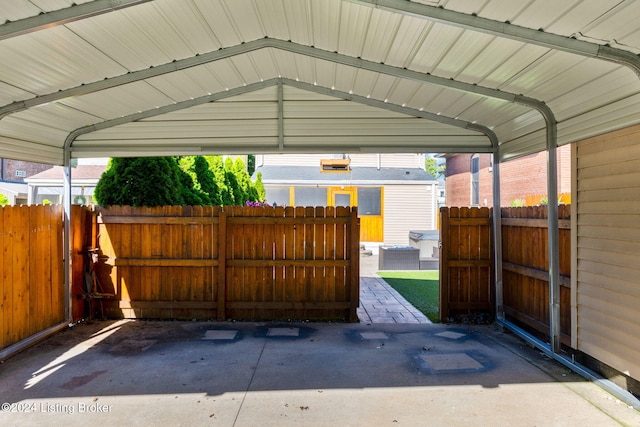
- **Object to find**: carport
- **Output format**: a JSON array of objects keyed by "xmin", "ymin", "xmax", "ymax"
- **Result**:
[{"xmin": 1, "ymin": 0, "xmax": 639, "ymax": 407}]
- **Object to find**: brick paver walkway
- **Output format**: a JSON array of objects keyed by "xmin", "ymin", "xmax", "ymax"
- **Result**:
[{"xmin": 357, "ymin": 274, "xmax": 431, "ymax": 324}]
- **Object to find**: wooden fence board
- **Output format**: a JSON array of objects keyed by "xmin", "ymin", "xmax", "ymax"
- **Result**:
[
  {"xmin": 0, "ymin": 205, "xmax": 65, "ymax": 352},
  {"xmin": 13, "ymin": 207, "xmax": 29, "ymax": 344},
  {"xmin": 501, "ymin": 205, "xmax": 572, "ymax": 344},
  {"xmin": 87, "ymin": 205, "xmax": 359, "ymax": 322},
  {"xmin": 1, "ymin": 208, "xmax": 11, "ymax": 349},
  {"xmin": 439, "ymin": 207, "xmax": 493, "ymax": 322}
]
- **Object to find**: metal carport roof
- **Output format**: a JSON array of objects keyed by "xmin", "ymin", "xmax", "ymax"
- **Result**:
[{"xmin": 0, "ymin": 0, "xmax": 639, "ymax": 165}]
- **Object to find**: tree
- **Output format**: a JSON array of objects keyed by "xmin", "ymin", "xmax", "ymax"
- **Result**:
[
  {"xmin": 0, "ymin": 193, "xmax": 9, "ymax": 206},
  {"xmin": 95, "ymin": 155, "xmax": 265, "ymax": 207},
  {"xmin": 94, "ymin": 157, "xmax": 202, "ymax": 207},
  {"xmin": 193, "ymin": 156, "xmax": 221, "ymax": 205},
  {"xmin": 425, "ymin": 156, "xmax": 446, "ymax": 179},
  {"xmin": 224, "ymin": 157, "xmax": 244, "ymax": 204},
  {"xmin": 254, "ymin": 172, "xmax": 266, "ymax": 202}
]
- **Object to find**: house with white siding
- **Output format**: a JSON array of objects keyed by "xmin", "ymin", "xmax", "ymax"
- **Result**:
[{"xmin": 254, "ymin": 153, "xmax": 438, "ymax": 247}]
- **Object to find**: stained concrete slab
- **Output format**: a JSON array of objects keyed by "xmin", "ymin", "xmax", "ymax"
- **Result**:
[
  {"xmin": 267, "ymin": 328, "xmax": 300, "ymax": 337},
  {"xmin": 420, "ymin": 353, "xmax": 484, "ymax": 371},
  {"xmin": 1, "ymin": 320, "xmax": 639, "ymax": 426},
  {"xmin": 202, "ymin": 330, "xmax": 238, "ymax": 340},
  {"xmin": 435, "ymin": 331, "xmax": 467, "ymax": 340}
]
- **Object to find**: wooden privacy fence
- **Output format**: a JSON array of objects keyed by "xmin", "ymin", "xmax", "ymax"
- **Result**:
[
  {"xmin": 501, "ymin": 205, "xmax": 571, "ymax": 345},
  {"xmin": 88, "ymin": 205, "xmax": 360, "ymax": 322},
  {"xmin": 0, "ymin": 205, "xmax": 64, "ymax": 351},
  {"xmin": 439, "ymin": 205, "xmax": 571, "ymax": 342},
  {"xmin": 439, "ymin": 207, "xmax": 493, "ymax": 322}
]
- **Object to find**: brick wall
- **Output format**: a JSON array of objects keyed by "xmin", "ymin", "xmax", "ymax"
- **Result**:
[
  {"xmin": 1, "ymin": 159, "xmax": 52, "ymax": 182},
  {"xmin": 445, "ymin": 154, "xmax": 472, "ymax": 207},
  {"xmin": 444, "ymin": 145, "xmax": 572, "ymax": 207}
]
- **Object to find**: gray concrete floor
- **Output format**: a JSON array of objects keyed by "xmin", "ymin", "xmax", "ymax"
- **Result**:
[
  {"xmin": 1, "ymin": 320, "xmax": 639, "ymax": 426},
  {"xmin": 1, "ymin": 254, "xmax": 639, "ymax": 426}
]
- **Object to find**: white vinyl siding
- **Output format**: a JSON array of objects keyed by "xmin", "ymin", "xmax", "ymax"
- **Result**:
[
  {"xmin": 575, "ymin": 124, "xmax": 640, "ymax": 382},
  {"xmin": 383, "ymin": 185, "xmax": 435, "ymax": 245},
  {"xmin": 260, "ymin": 153, "xmax": 424, "ymax": 168}
]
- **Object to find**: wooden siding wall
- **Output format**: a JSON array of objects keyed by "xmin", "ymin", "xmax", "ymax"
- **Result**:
[
  {"xmin": 260, "ymin": 152, "xmax": 423, "ymax": 168},
  {"xmin": 0, "ymin": 205, "xmax": 64, "ymax": 351},
  {"xmin": 439, "ymin": 207, "xmax": 493, "ymax": 321},
  {"xmin": 501, "ymin": 205, "xmax": 571, "ymax": 346},
  {"xmin": 384, "ymin": 185, "xmax": 434, "ymax": 245},
  {"xmin": 576, "ymin": 126, "xmax": 640, "ymax": 382},
  {"xmin": 92, "ymin": 205, "xmax": 359, "ymax": 322}
]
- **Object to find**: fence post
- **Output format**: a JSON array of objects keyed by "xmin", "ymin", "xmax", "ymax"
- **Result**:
[
  {"xmin": 217, "ymin": 210, "xmax": 226, "ymax": 321},
  {"xmin": 439, "ymin": 207, "xmax": 449, "ymax": 322},
  {"xmin": 349, "ymin": 207, "xmax": 360, "ymax": 322}
]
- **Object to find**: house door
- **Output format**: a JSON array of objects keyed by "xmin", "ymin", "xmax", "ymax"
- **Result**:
[
  {"xmin": 329, "ymin": 187, "xmax": 356, "ymax": 207},
  {"xmin": 329, "ymin": 187, "xmax": 383, "ymax": 243}
]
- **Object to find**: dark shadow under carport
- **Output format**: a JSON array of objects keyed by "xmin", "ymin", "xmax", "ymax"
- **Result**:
[{"xmin": 0, "ymin": 319, "xmax": 638, "ymax": 426}]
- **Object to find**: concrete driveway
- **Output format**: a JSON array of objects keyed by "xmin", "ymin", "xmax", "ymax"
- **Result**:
[{"xmin": 1, "ymin": 319, "xmax": 638, "ymax": 426}]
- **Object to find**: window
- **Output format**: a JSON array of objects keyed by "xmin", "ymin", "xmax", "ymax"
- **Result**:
[
  {"xmin": 15, "ymin": 170, "xmax": 26, "ymax": 178},
  {"xmin": 265, "ymin": 187, "xmax": 290, "ymax": 207},
  {"xmin": 357, "ymin": 187, "xmax": 381, "ymax": 215},
  {"xmin": 471, "ymin": 154, "xmax": 479, "ymax": 206},
  {"xmin": 294, "ymin": 187, "xmax": 327, "ymax": 207}
]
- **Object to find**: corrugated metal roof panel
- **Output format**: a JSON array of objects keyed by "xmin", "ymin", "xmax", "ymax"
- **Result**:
[
  {"xmin": 0, "ymin": 116, "xmax": 68, "ymax": 143},
  {"xmin": 284, "ymin": 100, "xmax": 409, "ymax": 119},
  {"xmin": 410, "ymin": 22, "xmax": 465, "ymax": 76},
  {"xmin": 282, "ymin": 118, "xmax": 480, "ymax": 137},
  {"xmin": 284, "ymin": 135, "xmax": 489, "ymax": 149},
  {"xmin": 60, "ymin": 82, "xmax": 174, "ymax": 119},
  {"xmin": 0, "ymin": 136, "xmax": 63, "ymax": 164},
  {"xmin": 217, "ymin": 86, "xmax": 279, "ymax": 102},
  {"xmin": 360, "ymin": 8, "xmax": 403, "ymax": 64},
  {"xmin": 10, "ymin": 104, "xmax": 99, "ymax": 131},
  {"xmin": 143, "ymin": 101, "xmax": 278, "ymax": 121},
  {"xmin": 0, "ymin": 0, "xmax": 639, "ymax": 164},
  {"xmin": 151, "ymin": 0, "xmax": 222, "ymax": 54},
  {"xmin": 0, "ymin": 28, "xmax": 122, "ymax": 96},
  {"xmin": 0, "ymin": 0, "xmax": 93, "ymax": 22},
  {"xmin": 77, "ymin": 119, "xmax": 279, "ymax": 140}
]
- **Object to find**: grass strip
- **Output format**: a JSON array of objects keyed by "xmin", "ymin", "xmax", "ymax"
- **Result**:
[{"xmin": 376, "ymin": 270, "xmax": 439, "ymax": 322}]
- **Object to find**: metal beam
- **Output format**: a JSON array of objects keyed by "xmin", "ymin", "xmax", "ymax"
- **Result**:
[
  {"xmin": 284, "ymin": 79, "xmax": 498, "ymax": 147},
  {"xmin": 277, "ymin": 80, "xmax": 284, "ymax": 151},
  {"xmin": 1, "ymin": 38, "xmax": 537, "ymax": 120},
  {"xmin": 66, "ymin": 77, "xmax": 498, "ymax": 152},
  {"xmin": 65, "ymin": 79, "xmax": 280, "ymax": 149},
  {"xmin": 0, "ymin": 0, "xmax": 152, "ymax": 41},
  {"xmin": 62, "ymin": 146, "xmax": 72, "ymax": 328},
  {"xmin": 348, "ymin": 0, "xmax": 640, "ymax": 77}
]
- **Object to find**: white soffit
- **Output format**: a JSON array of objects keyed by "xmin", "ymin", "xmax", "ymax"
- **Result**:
[{"xmin": 0, "ymin": 0, "xmax": 639, "ymax": 164}]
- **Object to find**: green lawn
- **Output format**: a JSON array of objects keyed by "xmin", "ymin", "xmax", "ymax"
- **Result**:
[{"xmin": 376, "ymin": 270, "xmax": 439, "ymax": 322}]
